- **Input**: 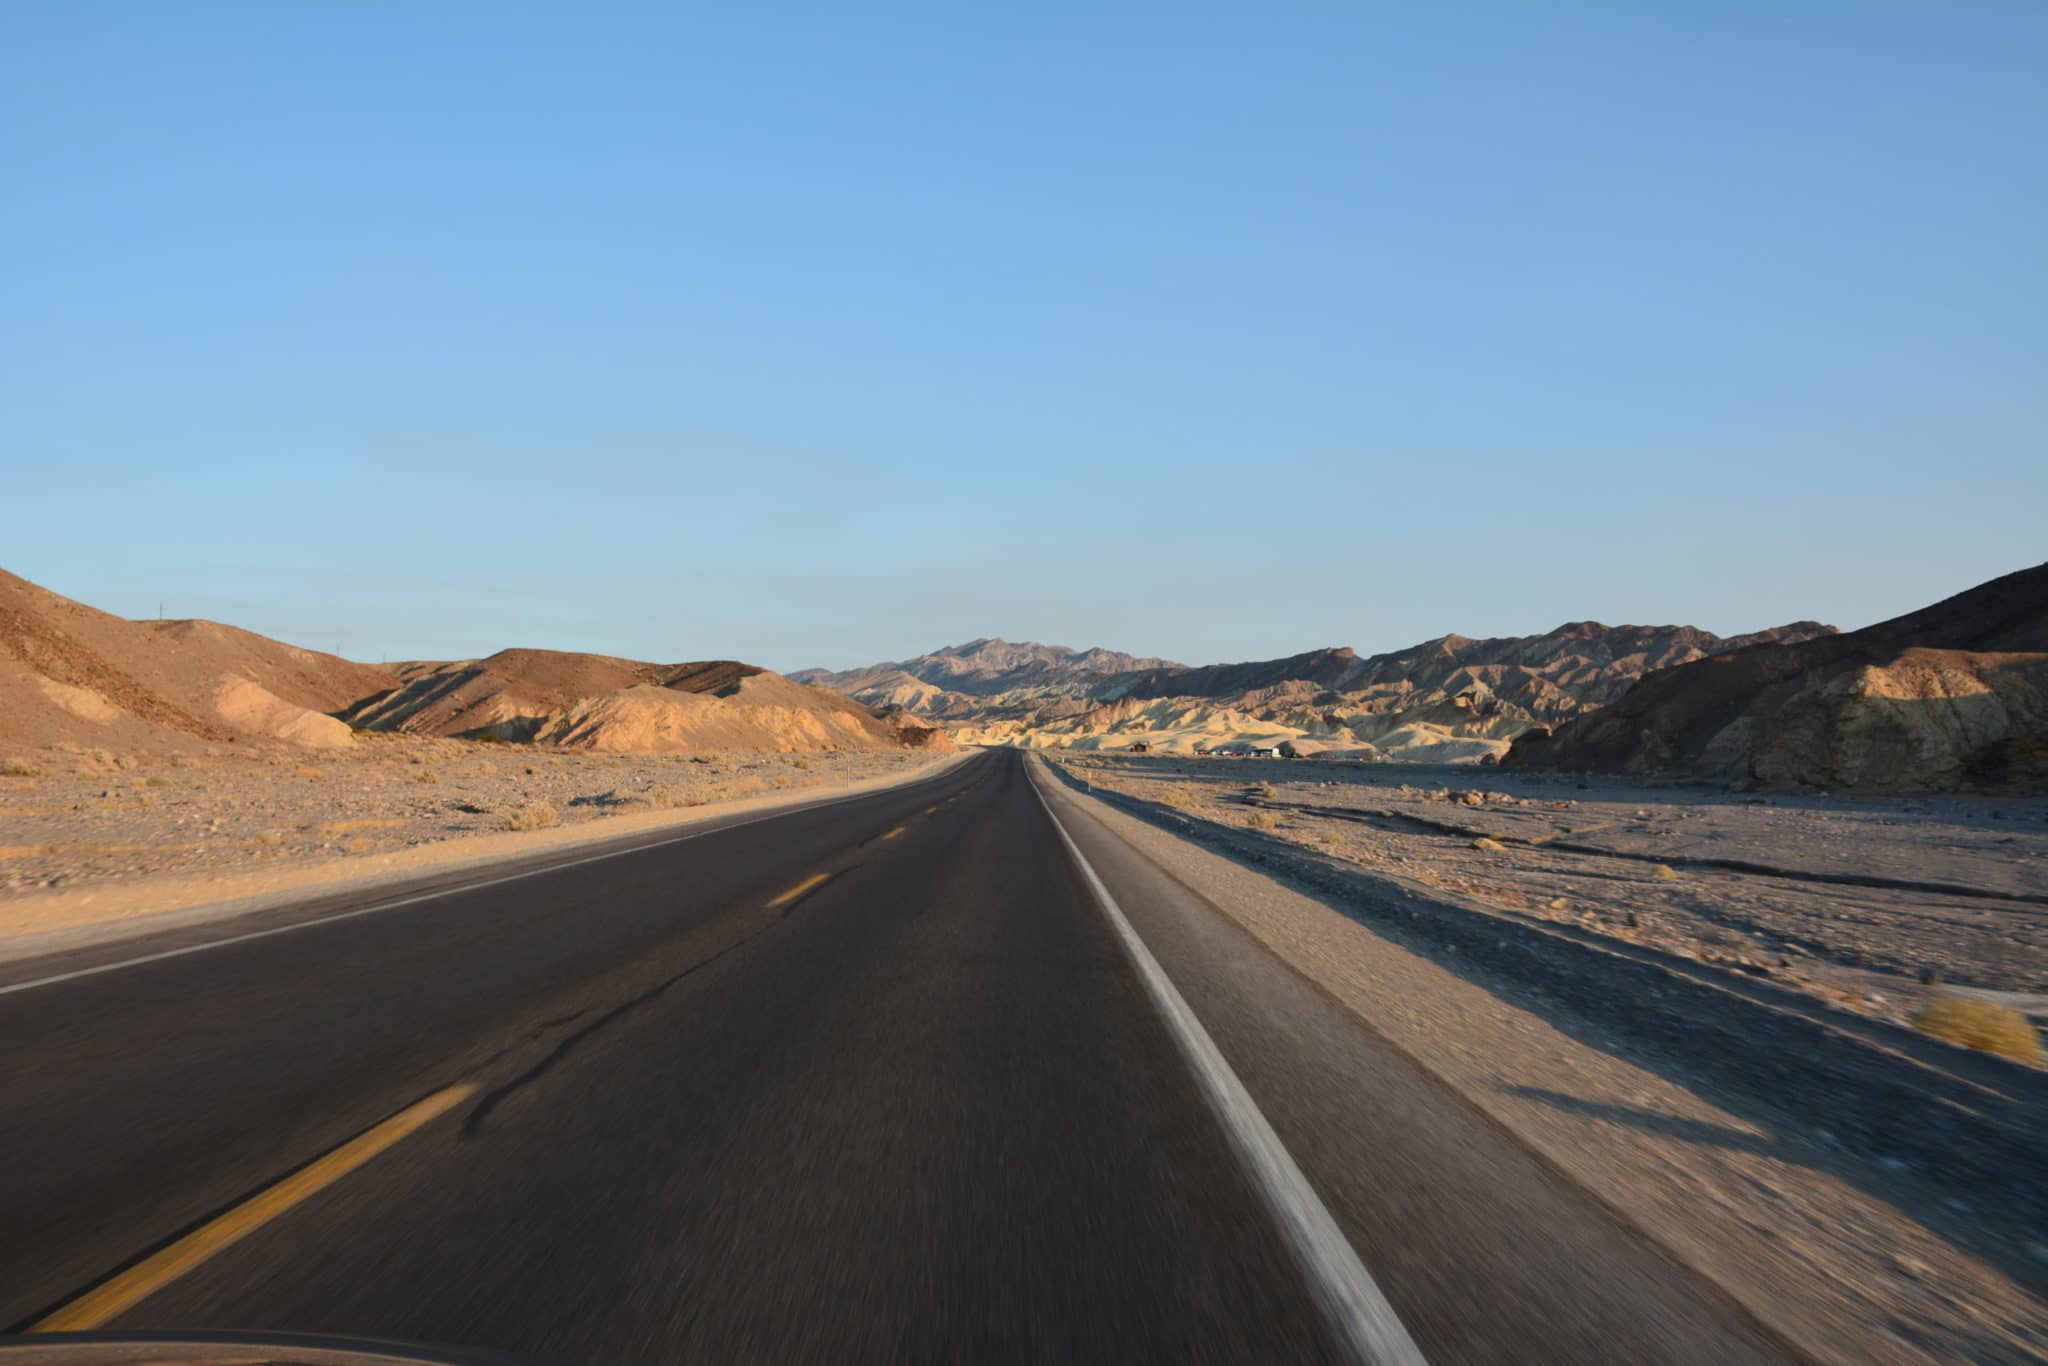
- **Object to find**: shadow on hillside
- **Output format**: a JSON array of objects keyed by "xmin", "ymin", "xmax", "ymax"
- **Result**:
[{"xmin": 1040, "ymin": 756, "xmax": 2048, "ymax": 1295}]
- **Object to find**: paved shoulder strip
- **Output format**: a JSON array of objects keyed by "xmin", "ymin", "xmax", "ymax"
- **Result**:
[{"xmin": 1028, "ymin": 765, "xmax": 1427, "ymax": 1366}]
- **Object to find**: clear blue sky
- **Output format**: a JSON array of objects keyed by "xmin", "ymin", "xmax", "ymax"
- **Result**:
[{"xmin": 6, "ymin": 3, "xmax": 2043, "ymax": 671}]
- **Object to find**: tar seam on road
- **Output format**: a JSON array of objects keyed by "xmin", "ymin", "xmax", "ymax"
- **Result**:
[
  {"xmin": 30, "ymin": 1084, "xmax": 480, "ymax": 1332},
  {"xmin": 1027, "ymin": 764, "xmax": 1428, "ymax": 1366},
  {"xmin": 0, "ymin": 757, "xmax": 982, "ymax": 1000}
]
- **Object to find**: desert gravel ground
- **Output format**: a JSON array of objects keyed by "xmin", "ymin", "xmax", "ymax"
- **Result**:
[
  {"xmin": 1055, "ymin": 753, "xmax": 2048, "ymax": 1027},
  {"xmin": 0, "ymin": 736, "xmax": 944, "ymax": 909}
]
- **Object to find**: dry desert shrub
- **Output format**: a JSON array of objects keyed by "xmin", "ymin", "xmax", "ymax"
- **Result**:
[
  {"xmin": 1651, "ymin": 864, "xmax": 1680, "ymax": 880},
  {"xmin": 502, "ymin": 801, "xmax": 560, "ymax": 832},
  {"xmin": 1245, "ymin": 811, "xmax": 1274, "ymax": 830},
  {"xmin": 650, "ymin": 785, "xmax": 676, "ymax": 808},
  {"xmin": 1, "ymin": 757, "xmax": 43, "ymax": 777},
  {"xmin": 414, "ymin": 769, "xmax": 440, "ymax": 785},
  {"xmin": 1911, "ymin": 997, "xmax": 2042, "ymax": 1061},
  {"xmin": 314, "ymin": 819, "xmax": 404, "ymax": 836}
]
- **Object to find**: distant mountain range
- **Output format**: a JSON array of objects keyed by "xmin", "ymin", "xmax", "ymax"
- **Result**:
[
  {"xmin": 797, "ymin": 620, "xmax": 1837, "ymax": 763},
  {"xmin": 798, "ymin": 566, "xmax": 2048, "ymax": 791},
  {"xmin": 14, "ymin": 558, "xmax": 2034, "ymax": 788}
]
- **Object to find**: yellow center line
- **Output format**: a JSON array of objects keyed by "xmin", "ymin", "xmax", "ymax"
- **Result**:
[
  {"xmin": 881, "ymin": 826, "xmax": 905, "ymax": 840},
  {"xmin": 34, "ymin": 1082, "xmax": 479, "ymax": 1332},
  {"xmin": 765, "ymin": 872, "xmax": 829, "ymax": 907}
]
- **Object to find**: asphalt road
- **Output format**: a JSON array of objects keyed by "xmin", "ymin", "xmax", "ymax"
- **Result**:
[{"xmin": 0, "ymin": 749, "xmax": 1786, "ymax": 1363}]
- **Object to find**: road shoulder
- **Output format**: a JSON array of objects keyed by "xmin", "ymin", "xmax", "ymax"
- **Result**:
[{"xmin": 1033, "ymin": 755, "xmax": 2048, "ymax": 1365}]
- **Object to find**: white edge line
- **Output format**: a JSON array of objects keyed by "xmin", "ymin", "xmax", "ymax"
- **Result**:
[
  {"xmin": 1028, "ymin": 760, "xmax": 1427, "ymax": 1366},
  {"xmin": 0, "ymin": 753, "xmax": 984, "ymax": 999}
]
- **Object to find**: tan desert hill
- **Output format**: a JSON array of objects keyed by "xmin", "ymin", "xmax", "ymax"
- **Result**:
[
  {"xmin": 805, "ymin": 621, "xmax": 1835, "ymax": 761},
  {"xmin": 530, "ymin": 671, "xmax": 948, "ymax": 753},
  {"xmin": 337, "ymin": 649, "xmax": 727, "ymax": 739},
  {"xmin": 1506, "ymin": 562, "xmax": 2048, "ymax": 791},
  {"xmin": 0, "ymin": 568, "xmax": 395, "ymax": 752},
  {"xmin": 341, "ymin": 650, "xmax": 946, "ymax": 754},
  {"xmin": 0, "ymin": 569, "xmax": 944, "ymax": 760}
]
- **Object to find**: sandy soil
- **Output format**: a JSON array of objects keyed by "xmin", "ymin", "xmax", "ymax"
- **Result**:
[
  {"xmin": 1041, "ymin": 759, "xmax": 2047, "ymax": 1363},
  {"xmin": 0, "ymin": 735, "xmax": 953, "ymax": 942},
  {"xmin": 1053, "ymin": 753, "xmax": 2048, "ymax": 1027}
]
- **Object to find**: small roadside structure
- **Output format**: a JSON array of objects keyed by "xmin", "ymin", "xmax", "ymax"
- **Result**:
[{"xmin": 1127, "ymin": 740, "xmax": 1151, "ymax": 753}]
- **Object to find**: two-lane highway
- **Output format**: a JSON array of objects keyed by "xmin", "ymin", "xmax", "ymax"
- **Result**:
[{"xmin": 0, "ymin": 749, "xmax": 1785, "ymax": 1362}]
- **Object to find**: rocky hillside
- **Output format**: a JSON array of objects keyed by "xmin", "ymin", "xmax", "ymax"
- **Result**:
[
  {"xmin": 346, "ymin": 652, "xmax": 947, "ymax": 754},
  {"xmin": 0, "ymin": 569, "xmax": 944, "ymax": 761},
  {"xmin": 0, "ymin": 568, "xmax": 395, "ymax": 752},
  {"xmin": 794, "ymin": 638, "xmax": 1181, "ymax": 710},
  {"xmin": 803, "ymin": 621, "xmax": 1835, "ymax": 762},
  {"xmin": 1506, "ymin": 564, "xmax": 2048, "ymax": 791}
]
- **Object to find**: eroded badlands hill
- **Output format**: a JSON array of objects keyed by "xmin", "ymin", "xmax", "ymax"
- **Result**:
[
  {"xmin": 0, "ymin": 568, "xmax": 394, "ymax": 752},
  {"xmin": 802, "ymin": 622, "xmax": 1835, "ymax": 762},
  {"xmin": 0, "ymin": 570, "xmax": 944, "ymax": 761},
  {"xmin": 1507, "ymin": 563, "xmax": 2048, "ymax": 790}
]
